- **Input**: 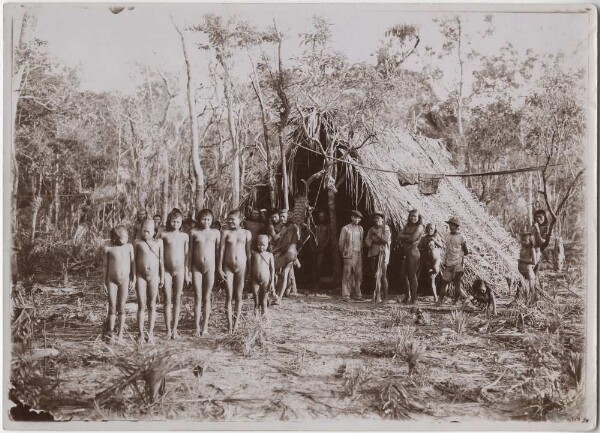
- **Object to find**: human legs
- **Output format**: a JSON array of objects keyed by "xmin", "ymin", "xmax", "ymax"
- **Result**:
[
  {"xmin": 352, "ymin": 252, "xmax": 363, "ymax": 299},
  {"xmin": 171, "ymin": 271, "xmax": 184, "ymax": 339},
  {"xmin": 106, "ymin": 282, "xmax": 118, "ymax": 337},
  {"xmin": 201, "ymin": 270, "xmax": 214, "ymax": 336},
  {"xmin": 146, "ymin": 278, "xmax": 159, "ymax": 343},
  {"xmin": 232, "ymin": 269, "xmax": 245, "ymax": 332},
  {"xmin": 276, "ymin": 262, "xmax": 293, "ymax": 303},
  {"xmin": 192, "ymin": 270, "xmax": 204, "ymax": 336},
  {"xmin": 116, "ymin": 281, "xmax": 128, "ymax": 340},
  {"xmin": 252, "ymin": 282, "xmax": 260, "ymax": 311},
  {"xmin": 407, "ymin": 249, "xmax": 420, "ymax": 304},
  {"xmin": 224, "ymin": 270, "xmax": 234, "ymax": 334},
  {"xmin": 341, "ymin": 258, "xmax": 353, "ymax": 298},
  {"xmin": 135, "ymin": 278, "xmax": 147, "ymax": 341},
  {"xmin": 258, "ymin": 282, "xmax": 268, "ymax": 316},
  {"xmin": 162, "ymin": 272, "xmax": 173, "ymax": 338}
]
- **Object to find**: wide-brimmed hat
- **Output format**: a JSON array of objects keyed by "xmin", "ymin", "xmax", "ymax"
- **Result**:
[
  {"xmin": 446, "ymin": 216, "xmax": 460, "ymax": 227},
  {"xmin": 350, "ymin": 210, "xmax": 363, "ymax": 219},
  {"xmin": 372, "ymin": 211, "xmax": 385, "ymax": 219}
]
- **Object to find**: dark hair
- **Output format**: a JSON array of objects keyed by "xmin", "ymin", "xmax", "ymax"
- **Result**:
[
  {"xmin": 228, "ymin": 210, "xmax": 241, "ymax": 219},
  {"xmin": 110, "ymin": 225, "xmax": 128, "ymax": 244},
  {"xmin": 533, "ymin": 209, "xmax": 548, "ymax": 224},
  {"xmin": 198, "ymin": 208, "xmax": 214, "ymax": 219},
  {"xmin": 153, "ymin": 214, "xmax": 161, "ymax": 220},
  {"xmin": 166, "ymin": 208, "xmax": 184, "ymax": 231}
]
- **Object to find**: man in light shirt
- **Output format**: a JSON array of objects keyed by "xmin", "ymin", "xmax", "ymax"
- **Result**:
[{"xmin": 338, "ymin": 210, "xmax": 364, "ymax": 301}]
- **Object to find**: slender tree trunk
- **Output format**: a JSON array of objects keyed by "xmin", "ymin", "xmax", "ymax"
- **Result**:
[
  {"xmin": 54, "ymin": 163, "xmax": 60, "ymax": 226},
  {"xmin": 30, "ymin": 175, "xmax": 42, "ymax": 243},
  {"xmin": 527, "ymin": 171, "xmax": 533, "ymax": 225},
  {"xmin": 222, "ymin": 67, "xmax": 240, "ymax": 208},
  {"xmin": 162, "ymin": 149, "xmax": 169, "ymax": 222},
  {"xmin": 273, "ymin": 21, "xmax": 290, "ymax": 210},
  {"xmin": 172, "ymin": 17, "xmax": 205, "ymax": 212},
  {"xmin": 327, "ymin": 166, "xmax": 341, "ymax": 283}
]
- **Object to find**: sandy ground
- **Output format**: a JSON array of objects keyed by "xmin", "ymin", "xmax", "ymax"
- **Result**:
[{"xmin": 12, "ymin": 275, "xmax": 587, "ymax": 424}]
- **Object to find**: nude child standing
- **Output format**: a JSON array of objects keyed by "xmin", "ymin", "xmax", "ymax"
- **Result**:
[
  {"xmin": 250, "ymin": 235, "xmax": 275, "ymax": 316},
  {"xmin": 189, "ymin": 209, "xmax": 220, "ymax": 336},
  {"xmin": 160, "ymin": 209, "xmax": 189, "ymax": 339},
  {"xmin": 134, "ymin": 219, "xmax": 164, "ymax": 344},
  {"xmin": 102, "ymin": 225, "xmax": 135, "ymax": 343},
  {"xmin": 218, "ymin": 210, "xmax": 251, "ymax": 334}
]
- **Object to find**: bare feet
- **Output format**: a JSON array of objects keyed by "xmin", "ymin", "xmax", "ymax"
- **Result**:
[
  {"xmin": 171, "ymin": 329, "xmax": 179, "ymax": 340},
  {"xmin": 165, "ymin": 330, "xmax": 172, "ymax": 340},
  {"xmin": 201, "ymin": 328, "xmax": 209, "ymax": 337},
  {"xmin": 147, "ymin": 333, "xmax": 155, "ymax": 345},
  {"xmin": 194, "ymin": 328, "xmax": 202, "ymax": 337}
]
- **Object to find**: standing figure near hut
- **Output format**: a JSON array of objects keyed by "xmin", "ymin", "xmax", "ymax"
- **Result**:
[
  {"xmin": 272, "ymin": 214, "xmax": 301, "ymax": 304},
  {"xmin": 132, "ymin": 209, "xmax": 148, "ymax": 240},
  {"xmin": 418, "ymin": 223, "xmax": 443, "ymax": 301},
  {"xmin": 159, "ymin": 209, "xmax": 189, "ymax": 340},
  {"xmin": 134, "ymin": 219, "xmax": 164, "ymax": 344},
  {"xmin": 531, "ymin": 209, "xmax": 549, "ymax": 275},
  {"xmin": 245, "ymin": 209, "xmax": 264, "ymax": 251},
  {"xmin": 102, "ymin": 225, "xmax": 135, "ymax": 343},
  {"xmin": 218, "ymin": 211, "xmax": 251, "ymax": 334},
  {"xmin": 278, "ymin": 209, "xmax": 299, "ymax": 297},
  {"xmin": 338, "ymin": 210, "xmax": 364, "ymax": 301},
  {"xmin": 250, "ymin": 234, "xmax": 276, "ymax": 316},
  {"xmin": 259, "ymin": 209, "xmax": 269, "ymax": 226},
  {"xmin": 189, "ymin": 209, "xmax": 221, "ymax": 336},
  {"xmin": 365, "ymin": 211, "xmax": 391, "ymax": 303},
  {"xmin": 267, "ymin": 211, "xmax": 282, "ymax": 245},
  {"xmin": 153, "ymin": 214, "xmax": 165, "ymax": 239},
  {"xmin": 438, "ymin": 216, "xmax": 469, "ymax": 305},
  {"xmin": 311, "ymin": 210, "xmax": 331, "ymax": 291},
  {"xmin": 517, "ymin": 231, "xmax": 539, "ymax": 300},
  {"xmin": 398, "ymin": 209, "xmax": 424, "ymax": 304}
]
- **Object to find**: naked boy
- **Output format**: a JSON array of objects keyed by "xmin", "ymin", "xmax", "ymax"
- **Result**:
[
  {"xmin": 218, "ymin": 210, "xmax": 251, "ymax": 333},
  {"xmin": 250, "ymin": 235, "xmax": 275, "ymax": 316}
]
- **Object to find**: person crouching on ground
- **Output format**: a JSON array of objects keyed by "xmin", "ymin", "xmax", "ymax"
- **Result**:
[
  {"xmin": 398, "ymin": 209, "xmax": 424, "ymax": 304},
  {"xmin": 134, "ymin": 219, "xmax": 164, "ymax": 344},
  {"xmin": 365, "ymin": 211, "xmax": 391, "ymax": 303},
  {"xmin": 438, "ymin": 216, "xmax": 469, "ymax": 306},
  {"xmin": 251, "ymin": 234, "xmax": 275, "ymax": 316},
  {"xmin": 102, "ymin": 225, "xmax": 135, "ymax": 343},
  {"xmin": 338, "ymin": 210, "xmax": 364, "ymax": 301}
]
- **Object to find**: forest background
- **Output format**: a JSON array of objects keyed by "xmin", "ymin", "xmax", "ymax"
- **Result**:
[{"xmin": 7, "ymin": 4, "xmax": 590, "ymax": 280}]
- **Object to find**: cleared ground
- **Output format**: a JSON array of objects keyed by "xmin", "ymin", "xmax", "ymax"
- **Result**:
[{"xmin": 10, "ymin": 273, "xmax": 588, "ymax": 424}]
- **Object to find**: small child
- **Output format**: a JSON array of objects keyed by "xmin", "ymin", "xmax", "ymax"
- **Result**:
[
  {"xmin": 153, "ymin": 214, "xmax": 165, "ymax": 239},
  {"xmin": 160, "ymin": 208, "xmax": 190, "ymax": 340},
  {"xmin": 518, "ymin": 232, "xmax": 539, "ymax": 298},
  {"xmin": 438, "ymin": 216, "xmax": 469, "ymax": 305},
  {"xmin": 250, "ymin": 235, "xmax": 275, "ymax": 316},
  {"xmin": 218, "ymin": 210, "xmax": 252, "ymax": 333},
  {"xmin": 134, "ymin": 219, "xmax": 164, "ymax": 344},
  {"xmin": 418, "ymin": 223, "xmax": 443, "ymax": 253},
  {"xmin": 424, "ymin": 239, "xmax": 442, "ymax": 302},
  {"xmin": 189, "ymin": 209, "xmax": 221, "ymax": 336},
  {"xmin": 102, "ymin": 225, "xmax": 135, "ymax": 342}
]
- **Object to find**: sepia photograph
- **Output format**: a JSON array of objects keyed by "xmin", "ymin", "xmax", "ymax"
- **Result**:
[{"xmin": 3, "ymin": 2, "xmax": 597, "ymax": 429}]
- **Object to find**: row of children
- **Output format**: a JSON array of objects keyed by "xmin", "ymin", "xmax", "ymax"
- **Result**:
[
  {"xmin": 102, "ymin": 208, "xmax": 278, "ymax": 344},
  {"xmin": 338, "ymin": 209, "xmax": 470, "ymax": 305}
]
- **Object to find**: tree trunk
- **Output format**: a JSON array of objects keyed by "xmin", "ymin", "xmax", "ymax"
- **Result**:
[
  {"xmin": 527, "ymin": 171, "xmax": 533, "ymax": 225},
  {"xmin": 173, "ymin": 18, "xmax": 205, "ymax": 212},
  {"xmin": 222, "ymin": 67, "xmax": 240, "ymax": 208},
  {"xmin": 273, "ymin": 21, "xmax": 290, "ymax": 210},
  {"xmin": 30, "ymin": 175, "xmax": 42, "ymax": 243},
  {"xmin": 327, "ymin": 166, "xmax": 341, "ymax": 284}
]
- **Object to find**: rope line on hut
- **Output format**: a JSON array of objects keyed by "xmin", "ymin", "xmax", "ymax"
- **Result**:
[{"xmin": 294, "ymin": 141, "xmax": 561, "ymax": 178}]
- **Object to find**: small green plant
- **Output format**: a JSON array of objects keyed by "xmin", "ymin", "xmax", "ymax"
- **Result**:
[{"xmin": 451, "ymin": 310, "xmax": 468, "ymax": 335}]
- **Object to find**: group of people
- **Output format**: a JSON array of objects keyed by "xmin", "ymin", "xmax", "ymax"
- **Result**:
[
  {"xmin": 101, "ymin": 204, "xmax": 552, "ymax": 343},
  {"xmin": 337, "ymin": 209, "xmax": 469, "ymax": 306},
  {"xmin": 102, "ymin": 206, "xmax": 311, "ymax": 344}
]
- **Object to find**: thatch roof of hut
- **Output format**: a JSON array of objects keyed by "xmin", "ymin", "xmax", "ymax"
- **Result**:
[{"xmin": 342, "ymin": 129, "xmax": 520, "ymax": 289}]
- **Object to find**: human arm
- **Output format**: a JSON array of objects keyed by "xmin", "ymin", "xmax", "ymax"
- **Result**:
[
  {"xmin": 364, "ymin": 228, "xmax": 373, "ymax": 249},
  {"xmin": 246, "ymin": 230, "xmax": 252, "ymax": 277},
  {"xmin": 218, "ymin": 231, "xmax": 227, "ymax": 279},
  {"xmin": 184, "ymin": 233, "xmax": 191, "ymax": 285},
  {"xmin": 269, "ymin": 253, "xmax": 276, "ymax": 292},
  {"xmin": 102, "ymin": 246, "xmax": 109, "ymax": 295},
  {"xmin": 158, "ymin": 240, "xmax": 165, "ymax": 288},
  {"xmin": 461, "ymin": 238, "xmax": 469, "ymax": 256},
  {"xmin": 376, "ymin": 225, "xmax": 391, "ymax": 245},
  {"xmin": 338, "ymin": 226, "xmax": 347, "ymax": 254},
  {"xmin": 398, "ymin": 224, "xmax": 424, "ymax": 243},
  {"xmin": 129, "ymin": 244, "xmax": 136, "ymax": 289}
]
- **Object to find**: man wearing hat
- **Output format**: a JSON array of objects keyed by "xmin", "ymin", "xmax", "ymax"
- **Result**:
[
  {"xmin": 338, "ymin": 210, "xmax": 364, "ymax": 300},
  {"xmin": 365, "ymin": 211, "xmax": 391, "ymax": 302},
  {"xmin": 438, "ymin": 216, "xmax": 470, "ymax": 305}
]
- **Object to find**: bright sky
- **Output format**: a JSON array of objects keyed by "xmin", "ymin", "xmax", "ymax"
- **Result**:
[{"xmin": 9, "ymin": 3, "xmax": 593, "ymax": 98}]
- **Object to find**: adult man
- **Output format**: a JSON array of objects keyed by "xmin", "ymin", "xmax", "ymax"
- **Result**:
[
  {"xmin": 245, "ymin": 208, "xmax": 265, "ymax": 251},
  {"xmin": 338, "ymin": 210, "xmax": 364, "ymax": 300},
  {"xmin": 398, "ymin": 209, "xmax": 424, "ymax": 304},
  {"xmin": 132, "ymin": 209, "xmax": 148, "ymax": 240},
  {"xmin": 272, "ymin": 209, "xmax": 298, "ymax": 297}
]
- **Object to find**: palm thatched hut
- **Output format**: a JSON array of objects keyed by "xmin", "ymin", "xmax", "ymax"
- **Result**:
[{"xmin": 246, "ymin": 107, "xmax": 520, "ymax": 292}]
